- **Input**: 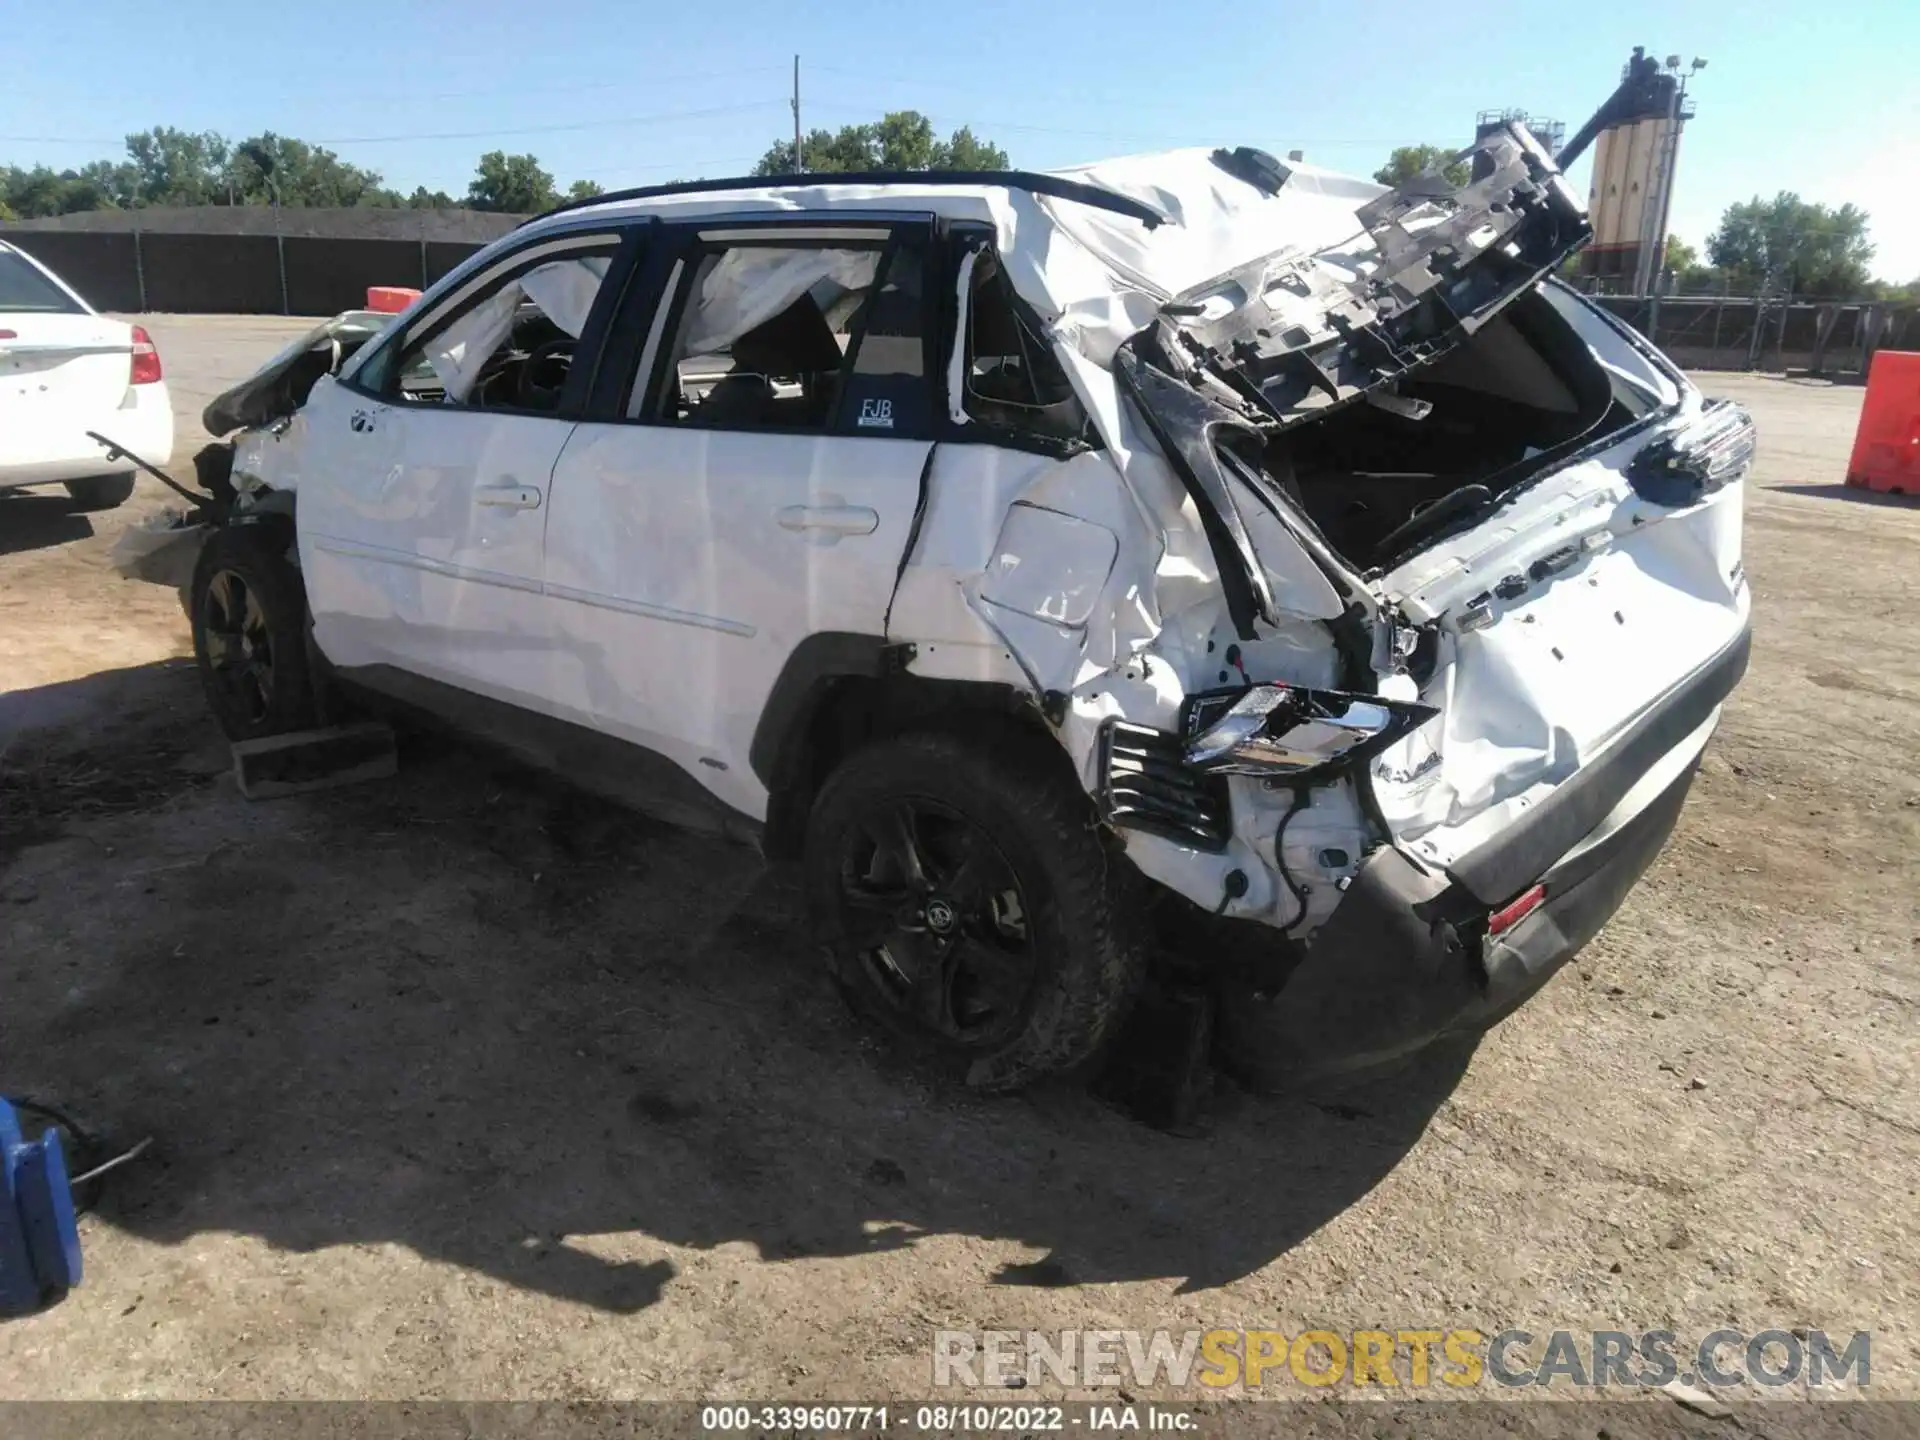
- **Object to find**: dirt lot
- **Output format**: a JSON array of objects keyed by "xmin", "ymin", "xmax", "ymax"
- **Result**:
[{"xmin": 1, "ymin": 320, "xmax": 1916, "ymax": 1403}]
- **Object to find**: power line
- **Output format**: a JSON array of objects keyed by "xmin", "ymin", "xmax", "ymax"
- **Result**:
[
  {"xmin": 589, "ymin": 155, "xmax": 763, "ymax": 181},
  {"xmin": 402, "ymin": 65, "xmax": 783, "ymax": 105},
  {"xmin": 803, "ymin": 99, "xmax": 1399, "ymax": 158},
  {"xmin": 0, "ymin": 134, "xmax": 120, "ymax": 146},
  {"xmin": 4, "ymin": 94, "xmax": 787, "ymax": 152},
  {"xmin": 313, "ymin": 99, "xmax": 786, "ymax": 146}
]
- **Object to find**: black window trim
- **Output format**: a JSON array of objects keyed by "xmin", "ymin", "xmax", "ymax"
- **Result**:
[
  {"xmin": 339, "ymin": 222, "xmax": 647, "ymax": 422},
  {"xmin": 933, "ymin": 221, "xmax": 1100, "ymax": 460}
]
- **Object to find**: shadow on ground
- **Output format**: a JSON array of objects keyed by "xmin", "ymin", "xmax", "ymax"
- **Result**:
[
  {"xmin": 1773, "ymin": 482, "xmax": 1917, "ymax": 506},
  {"xmin": 0, "ymin": 492, "xmax": 95, "ymax": 557},
  {"xmin": 2, "ymin": 661, "xmax": 1473, "ymax": 1316}
]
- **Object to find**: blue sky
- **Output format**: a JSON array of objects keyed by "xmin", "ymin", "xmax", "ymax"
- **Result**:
[{"xmin": 7, "ymin": 0, "xmax": 1916, "ymax": 279}]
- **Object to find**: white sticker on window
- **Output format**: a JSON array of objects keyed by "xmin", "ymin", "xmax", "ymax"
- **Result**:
[{"xmin": 857, "ymin": 398, "xmax": 895, "ymax": 429}]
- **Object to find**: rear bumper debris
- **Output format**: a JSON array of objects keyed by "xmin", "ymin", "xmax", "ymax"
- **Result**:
[{"xmin": 1212, "ymin": 677, "xmax": 1720, "ymax": 1090}]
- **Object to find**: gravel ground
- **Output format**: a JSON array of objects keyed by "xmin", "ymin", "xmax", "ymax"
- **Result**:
[{"xmin": 0, "ymin": 321, "xmax": 1915, "ymax": 1406}]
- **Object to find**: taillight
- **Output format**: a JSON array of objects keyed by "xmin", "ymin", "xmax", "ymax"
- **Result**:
[
  {"xmin": 1627, "ymin": 398, "xmax": 1756, "ymax": 505},
  {"xmin": 1488, "ymin": 883, "xmax": 1546, "ymax": 937},
  {"xmin": 129, "ymin": 324, "xmax": 162, "ymax": 385}
]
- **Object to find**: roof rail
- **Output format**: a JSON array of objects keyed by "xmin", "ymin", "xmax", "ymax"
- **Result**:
[{"xmin": 525, "ymin": 169, "xmax": 1170, "ymax": 230}]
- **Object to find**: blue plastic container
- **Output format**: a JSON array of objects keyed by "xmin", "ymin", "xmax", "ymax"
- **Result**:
[{"xmin": 0, "ymin": 1097, "xmax": 83, "ymax": 1315}]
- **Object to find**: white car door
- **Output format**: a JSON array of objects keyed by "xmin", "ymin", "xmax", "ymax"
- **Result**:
[
  {"xmin": 297, "ymin": 227, "xmax": 631, "ymax": 710},
  {"xmin": 541, "ymin": 219, "xmax": 936, "ymax": 818}
]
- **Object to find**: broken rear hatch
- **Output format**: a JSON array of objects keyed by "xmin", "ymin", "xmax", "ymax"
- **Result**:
[{"xmin": 1116, "ymin": 121, "xmax": 1752, "ymax": 892}]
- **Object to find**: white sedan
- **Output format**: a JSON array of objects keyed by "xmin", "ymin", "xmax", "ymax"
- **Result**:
[{"xmin": 0, "ymin": 238, "xmax": 173, "ymax": 510}]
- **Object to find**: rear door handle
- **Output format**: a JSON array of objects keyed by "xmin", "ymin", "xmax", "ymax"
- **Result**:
[
  {"xmin": 476, "ymin": 484, "xmax": 542, "ymax": 511},
  {"xmin": 777, "ymin": 505, "xmax": 878, "ymax": 536}
]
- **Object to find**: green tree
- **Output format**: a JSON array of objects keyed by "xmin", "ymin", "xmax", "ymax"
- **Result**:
[
  {"xmin": 1706, "ymin": 192, "xmax": 1876, "ymax": 298},
  {"xmin": 1, "ymin": 162, "xmax": 137, "ymax": 216},
  {"xmin": 752, "ymin": 111, "xmax": 1009, "ymax": 175},
  {"xmin": 1373, "ymin": 143, "xmax": 1468, "ymax": 189},
  {"xmin": 1658, "ymin": 234, "xmax": 1718, "ymax": 290},
  {"xmin": 406, "ymin": 186, "xmax": 460, "ymax": 209},
  {"xmin": 566, "ymin": 178, "xmax": 605, "ymax": 202},
  {"xmin": 225, "ymin": 132, "xmax": 392, "ymax": 207},
  {"xmin": 125, "ymin": 126, "xmax": 231, "ymax": 205},
  {"xmin": 468, "ymin": 150, "xmax": 557, "ymax": 213}
]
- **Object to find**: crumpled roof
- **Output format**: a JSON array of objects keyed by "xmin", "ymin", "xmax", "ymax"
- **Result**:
[{"xmin": 554, "ymin": 148, "xmax": 1392, "ymax": 363}]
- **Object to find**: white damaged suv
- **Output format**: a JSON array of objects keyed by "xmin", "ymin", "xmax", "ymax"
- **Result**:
[{"xmin": 173, "ymin": 122, "xmax": 1752, "ymax": 1091}]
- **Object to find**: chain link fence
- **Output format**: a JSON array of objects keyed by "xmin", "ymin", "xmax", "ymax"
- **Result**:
[{"xmin": 1585, "ymin": 292, "xmax": 1918, "ymax": 376}]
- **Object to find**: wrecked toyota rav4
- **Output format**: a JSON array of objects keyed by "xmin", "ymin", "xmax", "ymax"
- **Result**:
[{"xmin": 158, "ymin": 121, "xmax": 1752, "ymax": 1092}]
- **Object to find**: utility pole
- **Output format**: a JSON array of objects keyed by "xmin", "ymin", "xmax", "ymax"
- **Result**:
[{"xmin": 792, "ymin": 55, "xmax": 803, "ymax": 172}]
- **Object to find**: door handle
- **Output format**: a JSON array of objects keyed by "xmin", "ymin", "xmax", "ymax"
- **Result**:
[
  {"xmin": 777, "ymin": 504, "xmax": 878, "ymax": 536},
  {"xmin": 476, "ymin": 484, "xmax": 542, "ymax": 511}
]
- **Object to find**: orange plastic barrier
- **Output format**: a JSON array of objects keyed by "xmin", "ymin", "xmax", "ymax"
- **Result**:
[
  {"xmin": 1845, "ymin": 350, "xmax": 1920, "ymax": 495},
  {"xmin": 365, "ymin": 286, "xmax": 422, "ymax": 314}
]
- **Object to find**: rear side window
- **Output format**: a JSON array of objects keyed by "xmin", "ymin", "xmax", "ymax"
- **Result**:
[
  {"xmin": 962, "ymin": 250, "xmax": 1087, "ymax": 444},
  {"xmin": 645, "ymin": 235, "xmax": 928, "ymax": 436},
  {"xmin": 0, "ymin": 248, "xmax": 85, "ymax": 314}
]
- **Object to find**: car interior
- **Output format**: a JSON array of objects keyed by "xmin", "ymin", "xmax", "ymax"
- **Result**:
[
  {"xmin": 962, "ymin": 252, "xmax": 1089, "ymax": 443},
  {"xmin": 672, "ymin": 292, "xmax": 848, "ymax": 429},
  {"xmin": 1266, "ymin": 289, "xmax": 1630, "ymax": 569}
]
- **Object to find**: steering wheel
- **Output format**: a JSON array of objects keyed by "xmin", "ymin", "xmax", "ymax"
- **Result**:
[{"xmin": 517, "ymin": 338, "xmax": 574, "ymax": 409}]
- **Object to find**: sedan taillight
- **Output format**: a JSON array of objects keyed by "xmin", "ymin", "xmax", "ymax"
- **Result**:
[{"xmin": 129, "ymin": 324, "xmax": 162, "ymax": 385}]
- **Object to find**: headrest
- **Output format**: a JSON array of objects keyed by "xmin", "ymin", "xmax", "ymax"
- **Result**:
[{"xmin": 729, "ymin": 293, "xmax": 844, "ymax": 376}]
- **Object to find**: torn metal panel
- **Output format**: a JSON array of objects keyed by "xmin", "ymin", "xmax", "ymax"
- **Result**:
[
  {"xmin": 201, "ymin": 311, "xmax": 390, "ymax": 437},
  {"xmin": 1126, "ymin": 124, "xmax": 1590, "ymax": 439}
]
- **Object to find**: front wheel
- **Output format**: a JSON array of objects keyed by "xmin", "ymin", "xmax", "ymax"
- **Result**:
[
  {"xmin": 804, "ymin": 728, "xmax": 1146, "ymax": 1091},
  {"xmin": 189, "ymin": 526, "xmax": 318, "ymax": 742}
]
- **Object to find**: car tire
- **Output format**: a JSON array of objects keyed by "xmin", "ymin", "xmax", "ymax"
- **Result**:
[
  {"xmin": 188, "ymin": 525, "xmax": 318, "ymax": 742},
  {"xmin": 63, "ymin": 474, "xmax": 136, "ymax": 511},
  {"xmin": 804, "ymin": 726, "xmax": 1146, "ymax": 1091}
]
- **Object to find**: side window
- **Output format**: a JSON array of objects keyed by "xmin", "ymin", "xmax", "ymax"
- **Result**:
[
  {"xmin": 646, "ymin": 237, "xmax": 926, "ymax": 435},
  {"xmin": 962, "ymin": 249, "xmax": 1088, "ymax": 443},
  {"xmin": 362, "ymin": 241, "xmax": 618, "ymax": 414}
]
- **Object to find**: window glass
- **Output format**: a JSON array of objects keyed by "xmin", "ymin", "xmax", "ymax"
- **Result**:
[
  {"xmin": 0, "ymin": 248, "xmax": 84, "ymax": 314},
  {"xmin": 653, "ymin": 240, "xmax": 924, "ymax": 433},
  {"xmin": 842, "ymin": 245, "xmax": 926, "ymax": 435},
  {"xmin": 378, "ymin": 251, "xmax": 613, "ymax": 413},
  {"xmin": 963, "ymin": 250, "xmax": 1087, "ymax": 442}
]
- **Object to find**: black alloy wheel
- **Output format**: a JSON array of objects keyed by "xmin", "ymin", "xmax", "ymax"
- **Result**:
[
  {"xmin": 837, "ymin": 797, "xmax": 1036, "ymax": 1047},
  {"xmin": 199, "ymin": 567, "xmax": 276, "ymax": 729},
  {"xmin": 804, "ymin": 728, "xmax": 1148, "ymax": 1091},
  {"xmin": 188, "ymin": 525, "xmax": 318, "ymax": 741}
]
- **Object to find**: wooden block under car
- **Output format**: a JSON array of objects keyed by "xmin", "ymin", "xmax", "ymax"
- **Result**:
[{"xmin": 231, "ymin": 721, "xmax": 398, "ymax": 800}]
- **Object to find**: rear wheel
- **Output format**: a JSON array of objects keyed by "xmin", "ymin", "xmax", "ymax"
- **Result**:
[
  {"xmin": 804, "ymin": 728, "xmax": 1145, "ymax": 1091},
  {"xmin": 63, "ymin": 474, "xmax": 136, "ymax": 511},
  {"xmin": 189, "ymin": 526, "xmax": 317, "ymax": 741}
]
